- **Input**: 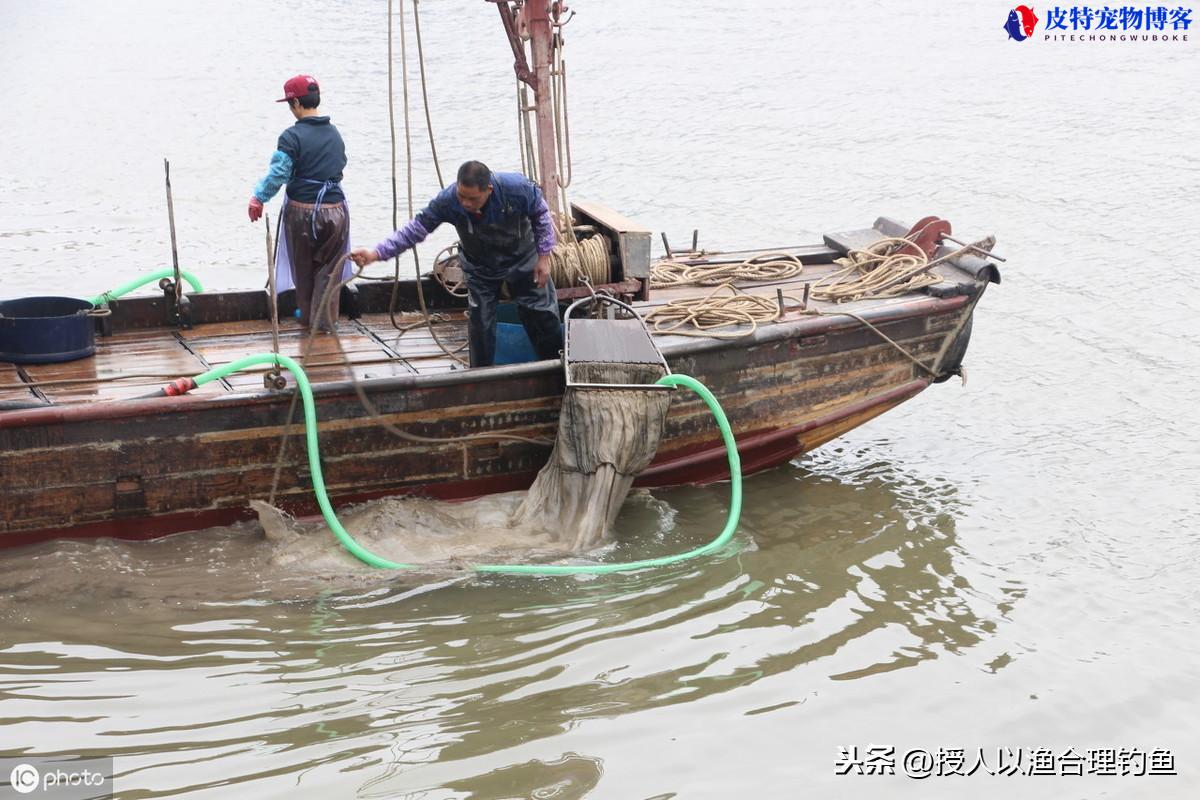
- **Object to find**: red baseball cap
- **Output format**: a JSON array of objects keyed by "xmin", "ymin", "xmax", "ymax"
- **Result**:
[{"xmin": 277, "ymin": 74, "xmax": 319, "ymax": 102}]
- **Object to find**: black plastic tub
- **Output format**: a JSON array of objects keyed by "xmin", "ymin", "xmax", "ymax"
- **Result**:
[{"xmin": 0, "ymin": 296, "xmax": 97, "ymax": 364}]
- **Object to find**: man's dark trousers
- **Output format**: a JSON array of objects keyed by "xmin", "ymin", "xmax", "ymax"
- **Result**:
[{"xmin": 463, "ymin": 251, "xmax": 562, "ymax": 367}]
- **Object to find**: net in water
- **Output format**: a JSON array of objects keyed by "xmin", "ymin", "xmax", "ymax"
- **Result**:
[
  {"xmin": 512, "ymin": 361, "xmax": 671, "ymax": 552},
  {"xmin": 252, "ymin": 361, "xmax": 672, "ymax": 567}
]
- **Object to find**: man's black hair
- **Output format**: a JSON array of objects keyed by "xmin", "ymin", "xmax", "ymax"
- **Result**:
[
  {"xmin": 290, "ymin": 85, "xmax": 321, "ymax": 110},
  {"xmin": 457, "ymin": 161, "xmax": 491, "ymax": 190}
]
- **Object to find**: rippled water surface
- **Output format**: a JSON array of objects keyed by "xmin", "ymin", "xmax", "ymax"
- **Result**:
[{"xmin": 2, "ymin": 1, "xmax": 1199, "ymax": 797}]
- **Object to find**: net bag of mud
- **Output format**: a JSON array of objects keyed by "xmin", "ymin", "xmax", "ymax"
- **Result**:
[{"xmin": 513, "ymin": 298, "xmax": 674, "ymax": 552}]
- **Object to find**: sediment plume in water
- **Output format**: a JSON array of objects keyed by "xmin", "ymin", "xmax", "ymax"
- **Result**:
[
  {"xmin": 251, "ymin": 495, "xmax": 563, "ymax": 571},
  {"xmin": 258, "ymin": 361, "xmax": 671, "ymax": 566},
  {"xmin": 0, "ymin": 363, "xmax": 674, "ymax": 607}
]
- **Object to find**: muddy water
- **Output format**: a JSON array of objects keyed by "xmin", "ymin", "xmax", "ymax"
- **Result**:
[
  {"xmin": 2, "ymin": 0, "xmax": 1199, "ymax": 798},
  {"xmin": 0, "ymin": 491, "xmax": 655, "ymax": 605}
]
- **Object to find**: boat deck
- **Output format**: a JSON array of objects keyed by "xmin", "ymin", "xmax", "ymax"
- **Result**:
[
  {"xmin": 0, "ymin": 314, "xmax": 472, "ymax": 406},
  {"xmin": 0, "ymin": 255, "xmax": 980, "ymax": 408}
]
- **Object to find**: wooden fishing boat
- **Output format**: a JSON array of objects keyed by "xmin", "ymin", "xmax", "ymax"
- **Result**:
[
  {"xmin": 0, "ymin": 2, "xmax": 1001, "ymax": 547},
  {"xmin": 0, "ymin": 217, "xmax": 998, "ymax": 546}
]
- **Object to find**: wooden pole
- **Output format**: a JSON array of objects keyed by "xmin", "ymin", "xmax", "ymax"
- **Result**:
[
  {"xmin": 525, "ymin": 1, "xmax": 560, "ymax": 215},
  {"xmin": 163, "ymin": 158, "xmax": 182, "ymax": 308}
]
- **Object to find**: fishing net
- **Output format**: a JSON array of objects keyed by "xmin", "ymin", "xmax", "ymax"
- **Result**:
[
  {"xmin": 511, "ymin": 361, "xmax": 671, "ymax": 552},
  {"xmin": 251, "ymin": 318, "xmax": 674, "ymax": 564}
]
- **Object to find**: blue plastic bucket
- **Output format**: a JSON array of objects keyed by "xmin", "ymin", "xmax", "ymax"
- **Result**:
[
  {"xmin": 493, "ymin": 303, "xmax": 538, "ymax": 365},
  {"xmin": 0, "ymin": 296, "xmax": 97, "ymax": 364}
]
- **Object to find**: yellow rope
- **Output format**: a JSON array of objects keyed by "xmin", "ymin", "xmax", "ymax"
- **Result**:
[
  {"xmin": 392, "ymin": 0, "xmax": 466, "ymax": 364},
  {"xmin": 642, "ymin": 284, "xmax": 941, "ymax": 376},
  {"xmin": 810, "ymin": 237, "xmax": 941, "ymax": 303},
  {"xmin": 650, "ymin": 251, "xmax": 804, "ymax": 287},
  {"xmin": 642, "ymin": 237, "xmax": 994, "ymax": 380},
  {"xmin": 412, "ymin": 0, "xmax": 443, "ymax": 187},
  {"xmin": 643, "ymin": 284, "xmax": 787, "ymax": 339},
  {"xmin": 549, "ymin": 229, "xmax": 609, "ymax": 287},
  {"xmin": 430, "ymin": 243, "xmax": 469, "ymax": 298},
  {"xmin": 648, "ymin": 236, "xmax": 992, "ymax": 309},
  {"xmin": 551, "ymin": 17, "xmax": 573, "ymax": 191}
]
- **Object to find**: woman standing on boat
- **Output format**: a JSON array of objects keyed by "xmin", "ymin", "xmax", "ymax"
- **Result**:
[
  {"xmin": 349, "ymin": 161, "xmax": 562, "ymax": 368},
  {"xmin": 247, "ymin": 74, "xmax": 350, "ymax": 333}
]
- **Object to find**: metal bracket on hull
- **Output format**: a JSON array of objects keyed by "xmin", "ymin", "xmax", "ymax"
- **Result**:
[
  {"xmin": 160, "ymin": 278, "xmax": 193, "ymax": 330},
  {"xmin": 562, "ymin": 294, "xmax": 673, "ymax": 391}
]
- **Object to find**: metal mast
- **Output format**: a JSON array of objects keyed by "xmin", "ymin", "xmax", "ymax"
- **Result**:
[{"xmin": 494, "ymin": 0, "xmax": 563, "ymax": 215}]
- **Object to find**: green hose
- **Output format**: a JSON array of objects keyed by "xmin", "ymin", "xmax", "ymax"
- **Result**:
[
  {"xmin": 89, "ymin": 268, "xmax": 205, "ymax": 306},
  {"xmin": 192, "ymin": 354, "xmax": 742, "ymax": 575}
]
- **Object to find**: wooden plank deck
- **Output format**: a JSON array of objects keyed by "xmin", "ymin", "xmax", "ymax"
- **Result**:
[
  {"xmin": 0, "ymin": 362, "xmax": 40, "ymax": 404},
  {"xmin": 2, "ymin": 310, "xmax": 474, "ymax": 405},
  {"xmin": 1, "ymin": 253, "xmax": 973, "ymax": 406}
]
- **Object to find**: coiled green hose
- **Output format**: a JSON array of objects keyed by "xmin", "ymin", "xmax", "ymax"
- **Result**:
[
  {"xmin": 192, "ymin": 354, "xmax": 742, "ymax": 575},
  {"xmin": 89, "ymin": 268, "xmax": 205, "ymax": 306}
]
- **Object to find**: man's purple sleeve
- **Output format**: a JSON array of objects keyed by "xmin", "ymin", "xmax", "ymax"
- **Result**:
[
  {"xmin": 531, "ymin": 193, "xmax": 556, "ymax": 255},
  {"xmin": 373, "ymin": 217, "xmax": 431, "ymax": 261}
]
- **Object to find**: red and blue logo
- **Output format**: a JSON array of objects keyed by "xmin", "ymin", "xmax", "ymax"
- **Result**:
[{"xmin": 1004, "ymin": 5, "xmax": 1040, "ymax": 39}]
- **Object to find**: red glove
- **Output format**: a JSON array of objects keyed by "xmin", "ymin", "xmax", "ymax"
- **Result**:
[{"xmin": 248, "ymin": 197, "xmax": 264, "ymax": 222}]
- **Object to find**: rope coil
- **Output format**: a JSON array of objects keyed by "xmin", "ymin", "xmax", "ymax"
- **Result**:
[
  {"xmin": 650, "ymin": 251, "xmax": 804, "ymax": 288},
  {"xmin": 643, "ymin": 284, "xmax": 786, "ymax": 339},
  {"xmin": 549, "ymin": 229, "xmax": 609, "ymax": 287},
  {"xmin": 810, "ymin": 237, "xmax": 941, "ymax": 303}
]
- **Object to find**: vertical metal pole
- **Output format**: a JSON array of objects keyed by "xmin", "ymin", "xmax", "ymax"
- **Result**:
[
  {"xmin": 265, "ymin": 214, "xmax": 280, "ymax": 357},
  {"xmin": 163, "ymin": 158, "xmax": 182, "ymax": 309},
  {"xmin": 526, "ymin": 1, "xmax": 560, "ymax": 215}
]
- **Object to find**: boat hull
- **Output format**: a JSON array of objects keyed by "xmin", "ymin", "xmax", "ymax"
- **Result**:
[{"xmin": 0, "ymin": 293, "xmax": 979, "ymax": 547}]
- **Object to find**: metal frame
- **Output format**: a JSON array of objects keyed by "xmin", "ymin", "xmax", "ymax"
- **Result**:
[{"xmin": 562, "ymin": 293, "xmax": 673, "ymax": 391}]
